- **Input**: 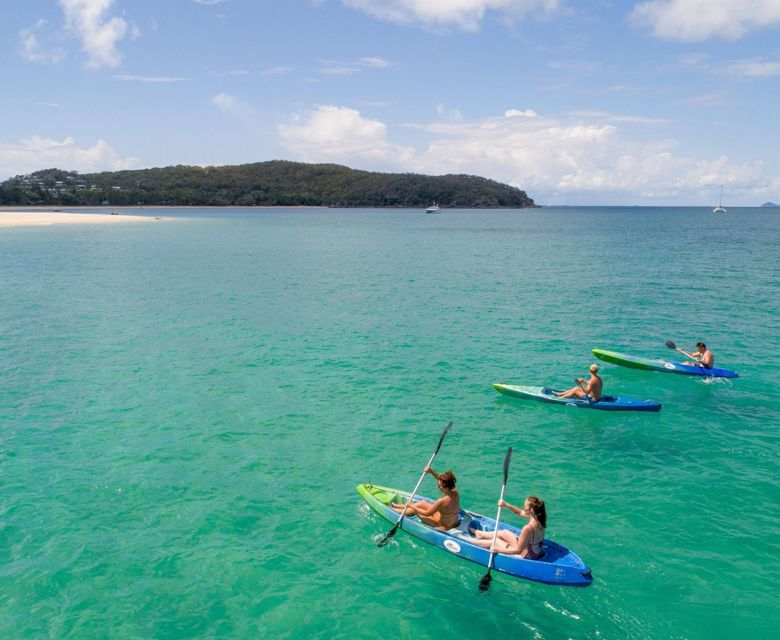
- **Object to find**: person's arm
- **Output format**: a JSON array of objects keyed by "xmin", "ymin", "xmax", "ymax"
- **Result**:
[
  {"xmin": 499, "ymin": 499, "xmax": 526, "ymax": 518},
  {"xmin": 678, "ymin": 348, "xmax": 698, "ymax": 361},
  {"xmin": 425, "ymin": 466, "xmax": 440, "ymax": 480}
]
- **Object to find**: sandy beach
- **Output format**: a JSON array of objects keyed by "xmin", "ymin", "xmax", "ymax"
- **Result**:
[{"xmin": 0, "ymin": 210, "xmax": 157, "ymax": 228}]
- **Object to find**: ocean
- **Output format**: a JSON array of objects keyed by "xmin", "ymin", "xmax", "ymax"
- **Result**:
[{"xmin": 1, "ymin": 206, "xmax": 778, "ymax": 639}]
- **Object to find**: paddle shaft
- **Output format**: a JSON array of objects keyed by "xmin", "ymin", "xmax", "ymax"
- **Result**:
[
  {"xmin": 480, "ymin": 447, "xmax": 512, "ymax": 591},
  {"xmin": 576, "ymin": 378, "xmax": 594, "ymax": 404},
  {"xmin": 378, "ymin": 421, "xmax": 452, "ymax": 545},
  {"xmin": 485, "ymin": 484, "xmax": 507, "ymax": 573}
]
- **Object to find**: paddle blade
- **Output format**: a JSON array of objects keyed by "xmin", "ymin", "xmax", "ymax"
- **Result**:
[
  {"xmin": 434, "ymin": 421, "xmax": 453, "ymax": 455},
  {"xmin": 502, "ymin": 447, "xmax": 513, "ymax": 485},
  {"xmin": 478, "ymin": 571, "xmax": 492, "ymax": 592},
  {"xmin": 377, "ymin": 523, "xmax": 399, "ymax": 547},
  {"xmin": 665, "ymin": 340, "xmax": 677, "ymax": 349}
]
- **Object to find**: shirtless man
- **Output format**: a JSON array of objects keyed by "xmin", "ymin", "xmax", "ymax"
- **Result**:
[
  {"xmin": 391, "ymin": 467, "xmax": 460, "ymax": 530},
  {"xmin": 553, "ymin": 364, "xmax": 603, "ymax": 401},
  {"xmin": 680, "ymin": 342, "xmax": 714, "ymax": 369}
]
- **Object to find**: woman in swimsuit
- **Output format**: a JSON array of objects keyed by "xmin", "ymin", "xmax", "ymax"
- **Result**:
[
  {"xmin": 469, "ymin": 496, "xmax": 546, "ymax": 559},
  {"xmin": 390, "ymin": 467, "xmax": 460, "ymax": 530}
]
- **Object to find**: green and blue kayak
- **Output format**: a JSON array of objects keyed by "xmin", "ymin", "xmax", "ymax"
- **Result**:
[
  {"xmin": 492, "ymin": 383, "xmax": 662, "ymax": 411},
  {"xmin": 592, "ymin": 348, "xmax": 738, "ymax": 378},
  {"xmin": 358, "ymin": 484, "xmax": 592, "ymax": 587}
]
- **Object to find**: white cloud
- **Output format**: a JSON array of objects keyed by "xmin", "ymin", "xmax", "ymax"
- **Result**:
[
  {"xmin": 0, "ymin": 136, "xmax": 139, "ymax": 179},
  {"xmin": 211, "ymin": 92, "xmax": 258, "ymax": 128},
  {"xmin": 276, "ymin": 105, "xmax": 774, "ymax": 203},
  {"xmin": 278, "ymin": 106, "xmax": 415, "ymax": 167},
  {"xmin": 261, "ymin": 66, "xmax": 293, "ymax": 76},
  {"xmin": 505, "ymin": 109, "xmax": 537, "ymax": 117},
  {"xmin": 357, "ymin": 56, "xmax": 394, "ymax": 68},
  {"xmin": 630, "ymin": 0, "xmax": 780, "ymax": 42},
  {"xmin": 113, "ymin": 74, "xmax": 189, "ymax": 83},
  {"xmin": 723, "ymin": 58, "xmax": 780, "ymax": 77},
  {"xmin": 18, "ymin": 20, "xmax": 65, "ymax": 64},
  {"xmin": 342, "ymin": 0, "xmax": 559, "ymax": 31},
  {"xmin": 59, "ymin": 0, "xmax": 129, "ymax": 68},
  {"xmin": 318, "ymin": 56, "xmax": 394, "ymax": 76}
]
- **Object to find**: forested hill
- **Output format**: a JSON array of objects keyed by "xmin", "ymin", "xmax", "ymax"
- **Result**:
[{"xmin": 0, "ymin": 161, "xmax": 536, "ymax": 208}]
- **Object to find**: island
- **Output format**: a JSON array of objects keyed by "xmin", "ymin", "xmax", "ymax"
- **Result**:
[
  {"xmin": 0, "ymin": 161, "xmax": 536, "ymax": 209},
  {"xmin": 760, "ymin": 202, "xmax": 779, "ymax": 208}
]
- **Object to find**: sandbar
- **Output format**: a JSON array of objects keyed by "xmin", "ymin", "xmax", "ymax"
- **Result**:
[{"xmin": 0, "ymin": 210, "xmax": 158, "ymax": 228}]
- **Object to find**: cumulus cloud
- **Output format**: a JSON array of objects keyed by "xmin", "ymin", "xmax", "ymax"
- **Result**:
[
  {"xmin": 630, "ymin": 0, "xmax": 780, "ymax": 42},
  {"xmin": 278, "ymin": 106, "xmax": 415, "ymax": 167},
  {"xmin": 276, "ymin": 105, "xmax": 773, "ymax": 203},
  {"xmin": 59, "ymin": 0, "xmax": 129, "ymax": 68},
  {"xmin": 0, "ymin": 136, "xmax": 139, "ymax": 179},
  {"xmin": 342, "ymin": 0, "xmax": 559, "ymax": 31}
]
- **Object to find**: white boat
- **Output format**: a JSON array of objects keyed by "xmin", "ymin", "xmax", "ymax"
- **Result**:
[
  {"xmin": 713, "ymin": 186, "xmax": 727, "ymax": 213},
  {"xmin": 425, "ymin": 202, "xmax": 440, "ymax": 214}
]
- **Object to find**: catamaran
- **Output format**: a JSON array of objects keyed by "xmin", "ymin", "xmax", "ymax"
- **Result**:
[{"xmin": 713, "ymin": 186, "xmax": 726, "ymax": 213}]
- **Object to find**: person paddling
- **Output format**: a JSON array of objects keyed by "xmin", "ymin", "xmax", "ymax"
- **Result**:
[
  {"xmin": 469, "ymin": 496, "xmax": 546, "ymax": 559},
  {"xmin": 679, "ymin": 342, "xmax": 714, "ymax": 369},
  {"xmin": 553, "ymin": 364, "xmax": 603, "ymax": 401},
  {"xmin": 390, "ymin": 467, "xmax": 460, "ymax": 530}
]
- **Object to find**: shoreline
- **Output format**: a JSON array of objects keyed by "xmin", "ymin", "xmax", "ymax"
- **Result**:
[{"xmin": 0, "ymin": 209, "xmax": 160, "ymax": 228}]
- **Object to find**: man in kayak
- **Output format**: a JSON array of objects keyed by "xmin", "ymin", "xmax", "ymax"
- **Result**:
[
  {"xmin": 680, "ymin": 342, "xmax": 714, "ymax": 369},
  {"xmin": 390, "ymin": 467, "xmax": 460, "ymax": 530},
  {"xmin": 468, "ymin": 496, "xmax": 546, "ymax": 559},
  {"xmin": 553, "ymin": 364, "xmax": 602, "ymax": 401}
]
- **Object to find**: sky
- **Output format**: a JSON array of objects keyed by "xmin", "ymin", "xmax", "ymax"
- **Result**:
[{"xmin": 1, "ymin": 0, "xmax": 779, "ymax": 205}]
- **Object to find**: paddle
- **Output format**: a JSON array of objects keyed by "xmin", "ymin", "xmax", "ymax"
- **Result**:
[
  {"xmin": 479, "ymin": 446, "xmax": 513, "ymax": 592},
  {"xmin": 575, "ymin": 378, "xmax": 593, "ymax": 405},
  {"xmin": 665, "ymin": 340, "xmax": 705, "ymax": 370},
  {"xmin": 377, "ymin": 421, "xmax": 452, "ymax": 547}
]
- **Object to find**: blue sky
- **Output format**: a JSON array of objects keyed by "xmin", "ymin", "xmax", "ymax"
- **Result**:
[{"xmin": 1, "ymin": 0, "xmax": 779, "ymax": 205}]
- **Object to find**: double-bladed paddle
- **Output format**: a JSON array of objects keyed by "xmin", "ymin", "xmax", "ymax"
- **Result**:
[
  {"xmin": 377, "ymin": 421, "xmax": 453, "ymax": 547},
  {"xmin": 479, "ymin": 446, "xmax": 513, "ymax": 592},
  {"xmin": 665, "ymin": 340, "xmax": 705, "ymax": 369}
]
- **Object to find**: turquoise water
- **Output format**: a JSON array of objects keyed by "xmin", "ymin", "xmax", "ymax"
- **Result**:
[{"xmin": 1, "ymin": 207, "xmax": 778, "ymax": 639}]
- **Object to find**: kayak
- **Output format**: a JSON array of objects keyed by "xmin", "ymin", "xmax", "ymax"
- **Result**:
[
  {"xmin": 357, "ymin": 483, "xmax": 592, "ymax": 587},
  {"xmin": 492, "ymin": 383, "xmax": 662, "ymax": 412},
  {"xmin": 592, "ymin": 348, "xmax": 738, "ymax": 378}
]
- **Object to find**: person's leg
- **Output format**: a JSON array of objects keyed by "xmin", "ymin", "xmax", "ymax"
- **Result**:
[
  {"xmin": 554, "ymin": 385, "xmax": 583, "ymax": 398},
  {"xmin": 391, "ymin": 499, "xmax": 431, "ymax": 516}
]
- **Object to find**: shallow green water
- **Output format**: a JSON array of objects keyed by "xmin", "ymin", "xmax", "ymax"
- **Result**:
[{"xmin": 1, "ymin": 207, "xmax": 778, "ymax": 639}]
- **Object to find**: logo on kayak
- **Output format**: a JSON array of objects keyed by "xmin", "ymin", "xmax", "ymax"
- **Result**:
[
  {"xmin": 443, "ymin": 539, "xmax": 461, "ymax": 554},
  {"xmin": 664, "ymin": 363, "xmax": 676, "ymax": 370}
]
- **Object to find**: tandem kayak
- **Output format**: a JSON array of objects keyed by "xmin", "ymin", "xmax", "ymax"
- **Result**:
[
  {"xmin": 358, "ymin": 484, "xmax": 592, "ymax": 587},
  {"xmin": 492, "ymin": 383, "xmax": 662, "ymax": 411},
  {"xmin": 592, "ymin": 348, "xmax": 739, "ymax": 379}
]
